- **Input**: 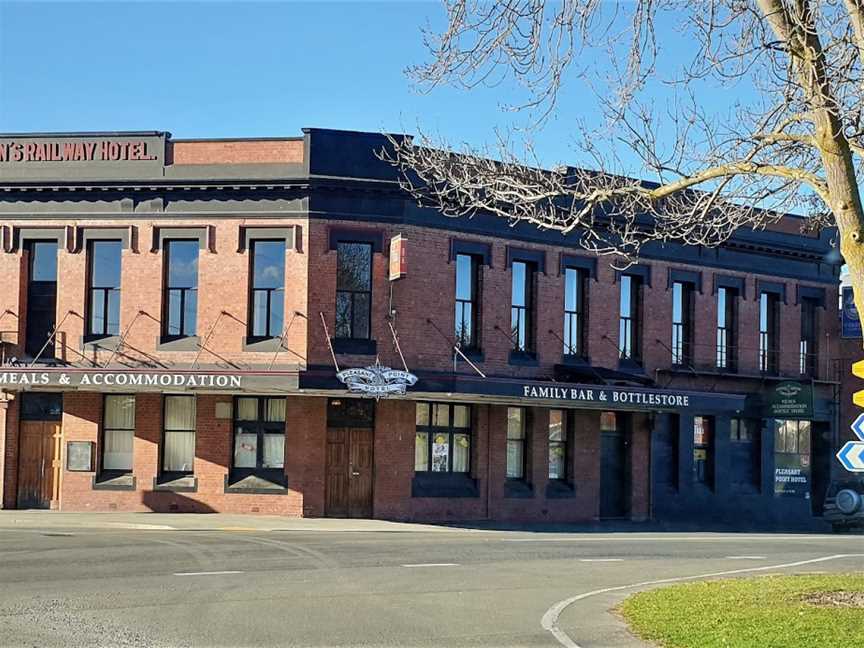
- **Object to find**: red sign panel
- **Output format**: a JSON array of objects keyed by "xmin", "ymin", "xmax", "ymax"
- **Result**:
[{"xmin": 389, "ymin": 235, "xmax": 407, "ymax": 281}]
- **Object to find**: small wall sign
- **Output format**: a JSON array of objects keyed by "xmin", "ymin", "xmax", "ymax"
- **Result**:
[
  {"xmin": 765, "ymin": 381, "xmax": 813, "ymax": 419},
  {"xmin": 66, "ymin": 441, "xmax": 94, "ymax": 472},
  {"xmin": 337, "ymin": 364, "xmax": 418, "ymax": 398}
]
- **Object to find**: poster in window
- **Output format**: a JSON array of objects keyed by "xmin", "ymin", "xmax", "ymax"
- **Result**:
[
  {"xmin": 432, "ymin": 434, "xmax": 449, "ymax": 472},
  {"xmin": 774, "ymin": 453, "xmax": 811, "ymax": 497}
]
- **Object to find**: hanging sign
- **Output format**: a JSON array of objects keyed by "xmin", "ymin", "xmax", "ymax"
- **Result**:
[
  {"xmin": 336, "ymin": 364, "xmax": 418, "ymax": 397},
  {"xmin": 842, "ymin": 287, "xmax": 862, "ymax": 339},
  {"xmin": 389, "ymin": 235, "xmax": 407, "ymax": 281}
]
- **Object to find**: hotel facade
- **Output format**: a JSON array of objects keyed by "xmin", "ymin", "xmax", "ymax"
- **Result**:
[{"xmin": 0, "ymin": 129, "xmax": 843, "ymax": 528}]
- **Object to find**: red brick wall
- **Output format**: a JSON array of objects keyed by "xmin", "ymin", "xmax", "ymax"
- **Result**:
[{"xmin": 170, "ymin": 140, "xmax": 304, "ymax": 165}]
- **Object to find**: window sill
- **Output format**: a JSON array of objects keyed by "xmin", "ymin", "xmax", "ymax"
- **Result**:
[
  {"xmin": 243, "ymin": 337, "xmax": 285, "ymax": 353},
  {"xmin": 92, "ymin": 473, "xmax": 136, "ymax": 491},
  {"xmin": 332, "ymin": 338, "xmax": 377, "ymax": 356},
  {"xmin": 153, "ymin": 474, "xmax": 197, "ymax": 492},
  {"xmin": 508, "ymin": 350, "xmax": 538, "ymax": 366},
  {"xmin": 560, "ymin": 354, "xmax": 590, "ymax": 366},
  {"xmin": 156, "ymin": 336, "xmax": 201, "ymax": 353},
  {"xmin": 411, "ymin": 473, "xmax": 478, "ymax": 498},
  {"xmin": 545, "ymin": 480, "xmax": 575, "ymax": 499},
  {"xmin": 617, "ymin": 358, "xmax": 644, "ymax": 372},
  {"xmin": 504, "ymin": 479, "xmax": 534, "ymax": 499},
  {"xmin": 82, "ymin": 335, "xmax": 122, "ymax": 350},
  {"xmin": 456, "ymin": 349, "xmax": 484, "ymax": 363},
  {"xmin": 223, "ymin": 473, "xmax": 288, "ymax": 495}
]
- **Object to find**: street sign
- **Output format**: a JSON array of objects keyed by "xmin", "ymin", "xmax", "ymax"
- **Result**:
[
  {"xmin": 837, "ymin": 441, "xmax": 864, "ymax": 472},
  {"xmin": 852, "ymin": 413, "xmax": 864, "ymax": 441},
  {"xmin": 853, "ymin": 359, "xmax": 864, "ymax": 379},
  {"xmin": 855, "ymin": 390, "xmax": 864, "ymax": 409},
  {"xmin": 836, "ymin": 412, "xmax": 864, "ymax": 473}
]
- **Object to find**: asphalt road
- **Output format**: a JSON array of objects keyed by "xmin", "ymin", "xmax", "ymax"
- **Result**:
[{"xmin": 1, "ymin": 519, "xmax": 862, "ymax": 648}]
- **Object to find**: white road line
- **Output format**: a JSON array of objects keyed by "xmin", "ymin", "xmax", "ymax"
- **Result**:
[
  {"xmin": 401, "ymin": 563, "xmax": 459, "ymax": 568},
  {"xmin": 725, "ymin": 555, "xmax": 767, "ymax": 560},
  {"xmin": 578, "ymin": 558, "xmax": 624, "ymax": 562},
  {"xmin": 503, "ymin": 535, "xmax": 849, "ymax": 543},
  {"xmin": 173, "ymin": 570, "xmax": 244, "ymax": 576},
  {"xmin": 540, "ymin": 553, "xmax": 864, "ymax": 648}
]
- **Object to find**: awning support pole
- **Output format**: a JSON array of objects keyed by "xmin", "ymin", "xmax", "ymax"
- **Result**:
[
  {"xmin": 425, "ymin": 318, "xmax": 486, "ymax": 378},
  {"xmin": 387, "ymin": 320, "xmax": 409, "ymax": 373}
]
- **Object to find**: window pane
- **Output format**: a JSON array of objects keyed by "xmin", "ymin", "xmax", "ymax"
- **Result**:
[
  {"xmin": 564, "ymin": 268, "xmax": 579, "ymax": 312},
  {"xmin": 252, "ymin": 290, "xmax": 269, "ymax": 336},
  {"xmin": 672, "ymin": 282, "xmax": 683, "ymax": 324},
  {"xmin": 103, "ymin": 428, "xmax": 133, "ymax": 471},
  {"xmin": 90, "ymin": 241, "xmax": 122, "ymax": 288},
  {"xmin": 431, "ymin": 433, "xmax": 449, "ymax": 472},
  {"xmin": 511, "ymin": 262, "xmax": 526, "ymax": 307},
  {"xmin": 415, "ymin": 432, "xmax": 429, "ymax": 471},
  {"xmin": 335, "ymin": 292, "xmax": 352, "ymax": 338},
  {"xmin": 352, "ymin": 292, "xmax": 370, "ymax": 339},
  {"xmin": 336, "ymin": 243, "xmax": 372, "ymax": 291},
  {"xmin": 507, "ymin": 407, "xmax": 524, "ymax": 439},
  {"xmin": 236, "ymin": 397, "xmax": 258, "ymax": 421},
  {"xmin": 415, "ymin": 403, "xmax": 430, "ymax": 426},
  {"xmin": 106, "ymin": 289, "xmax": 120, "ymax": 335},
  {"xmin": 167, "ymin": 240, "xmax": 199, "ymax": 289},
  {"xmin": 549, "ymin": 410, "xmax": 564, "ymax": 441},
  {"xmin": 453, "ymin": 405, "xmax": 470, "ymax": 428},
  {"xmin": 183, "ymin": 290, "xmax": 198, "ymax": 336},
  {"xmin": 163, "ymin": 430, "xmax": 194, "ymax": 472},
  {"xmin": 29, "ymin": 242, "xmax": 58, "ymax": 281},
  {"xmin": 433, "ymin": 403, "xmax": 450, "ymax": 427},
  {"xmin": 455, "ymin": 254, "xmax": 474, "ymax": 301},
  {"xmin": 775, "ymin": 421, "xmax": 785, "ymax": 453},
  {"xmin": 269, "ymin": 289, "xmax": 284, "ymax": 335},
  {"xmin": 252, "ymin": 241, "xmax": 286, "ymax": 289},
  {"xmin": 105, "ymin": 395, "xmax": 135, "ymax": 429},
  {"xmin": 266, "ymin": 398, "xmax": 286, "ymax": 422},
  {"xmin": 453, "ymin": 433, "xmax": 470, "ymax": 472},
  {"xmin": 90, "ymin": 289, "xmax": 105, "ymax": 334},
  {"xmin": 165, "ymin": 396, "xmax": 196, "ymax": 430},
  {"xmin": 506, "ymin": 440, "xmax": 524, "ymax": 478},
  {"xmin": 234, "ymin": 431, "xmax": 258, "ymax": 468},
  {"xmin": 798, "ymin": 424, "xmax": 811, "ymax": 455},
  {"xmin": 167, "ymin": 290, "xmax": 182, "ymax": 336},
  {"xmin": 620, "ymin": 276, "xmax": 632, "ymax": 317},
  {"xmin": 262, "ymin": 434, "xmax": 285, "ymax": 468},
  {"xmin": 549, "ymin": 443, "xmax": 566, "ymax": 480},
  {"xmin": 717, "ymin": 288, "xmax": 727, "ymax": 327}
]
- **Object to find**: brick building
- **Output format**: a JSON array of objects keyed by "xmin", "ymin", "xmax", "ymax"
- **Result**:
[{"xmin": 0, "ymin": 129, "xmax": 843, "ymax": 528}]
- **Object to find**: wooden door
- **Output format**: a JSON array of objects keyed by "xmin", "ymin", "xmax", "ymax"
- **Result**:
[
  {"xmin": 325, "ymin": 427, "xmax": 374, "ymax": 518},
  {"xmin": 600, "ymin": 431, "xmax": 628, "ymax": 518},
  {"xmin": 348, "ymin": 428, "xmax": 373, "ymax": 518},
  {"xmin": 17, "ymin": 421, "xmax": 61, "ymax": 509}
]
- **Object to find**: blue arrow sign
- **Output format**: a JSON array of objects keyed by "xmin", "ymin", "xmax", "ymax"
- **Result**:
[
  {"xmin": 852, "ymin": 414, "xmax": 864, "ymax": 441},
  {"xmin": 837, "ymin": 441, "xmax": 864, "ymax": 472}
]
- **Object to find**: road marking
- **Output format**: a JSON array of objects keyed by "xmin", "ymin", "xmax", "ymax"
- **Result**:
[
  {"xmin": 540, "ymin": 553, "xmax": 864, "ymax": 648},
  {"xmin": 401, "ymin": 563, "xmax": 459, "ymax": 568},
  {"xmin": 578, "ymin": 558, "xmax": 623, "ymax": 562},
  {"xmin": 173, "ymin": 570, "xmax": 244, "ymax": 576},
  {"xmin": 725, "ymin": 555, "xmax": 767, "ymax": 560},
  {"xmin": 503, "ymin": 535, "xmax": 850, "ymax": 543}
]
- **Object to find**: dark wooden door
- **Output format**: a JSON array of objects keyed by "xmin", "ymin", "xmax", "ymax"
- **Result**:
[
  {"xmin": 17, "ymin": 421, "xmax": 62, "ymax": 509},
  {"xmin": 600, "ymin": 431, "xmax": 628, "ymax": 518},
  {"xmin": 325, "ymin": 427, "xmax": 374, "ymax": 518}
]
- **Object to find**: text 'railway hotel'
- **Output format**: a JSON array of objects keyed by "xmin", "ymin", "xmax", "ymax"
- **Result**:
[{"xmin": 0, "ymin": 129, "xmax": 848, "ymax": 528}]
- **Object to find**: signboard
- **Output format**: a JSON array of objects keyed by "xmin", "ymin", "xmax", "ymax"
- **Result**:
[
  {"xmin": 389, "ymin": 235, "xmax": 407, "ymax": 281},
  {"xmin": 337, "ymin": 365, "xmax": 418, "ymax": 398},
  {"xmin": 0, "ymin": 368, "xmax": 298, "ymax": 393},
  {"xmin": 521, "ymin": 384, "xmax": 691, "ymax": 409},
  {"xmin": 765, "ymin": 381, "xmax": 813, "ymax": 419},
  {"xmin": 774, "ymin": 453, "xmax": 811, "ymax": 497},
  {"xmin": 842, "ymin": 287, "xmax": 862, "ymax": 339},
  {"xmin": 0, "ymin": 133, "xmax": 166, "ymax": 180},
  {"xmin": 837, "ymin": 412, "xmax": 864, "ymax": 473}
]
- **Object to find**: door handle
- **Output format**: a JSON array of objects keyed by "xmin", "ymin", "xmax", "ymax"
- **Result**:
[
  {"xmin": 40, "ymin": 459, "xmax": 45, "ymax": 479},
  {"xmin": 351, "ymin": 471, "xmax": 360, "ymax": 476}
]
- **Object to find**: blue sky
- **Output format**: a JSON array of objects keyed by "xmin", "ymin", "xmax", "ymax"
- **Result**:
[{"xmin": 0, "ymin": 1, "xmax": 742, "ymax": 171}]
